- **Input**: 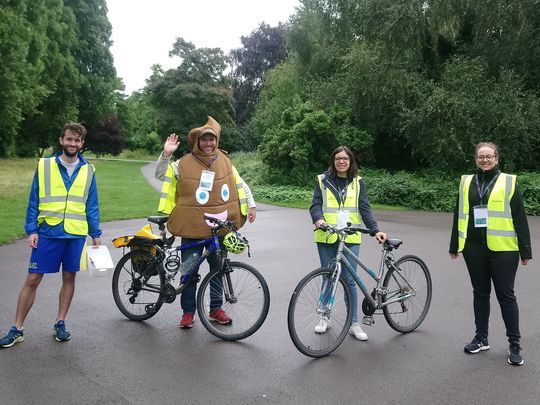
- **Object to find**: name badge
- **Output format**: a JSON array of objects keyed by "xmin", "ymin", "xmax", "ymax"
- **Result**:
[
  {"xmin": 473, "ymin": 205, "xmax": 488, "ymax": 228},
  {"xmin": 199, "ymin": 170, "xmax": 215, "ymax": 191},
  {"xmin": 337, "ymin": 210, "xmax": 349, "ymax": 228}
]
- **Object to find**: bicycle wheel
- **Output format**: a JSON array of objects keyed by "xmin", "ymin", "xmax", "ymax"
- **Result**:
[
  {"xmin": 197, "ymin": 261, "xmax": 270, "ymax": 341},
  {"xmin": 287, "ymin": 268, "xmax": 353, "ymax": 358},
  {"xmin": 382, "ymin": 255, "xmax": 432, "ymax": 333},
  {"xmin": 112, "ymin": 250, "xmax": 166, "ymax": 321}
]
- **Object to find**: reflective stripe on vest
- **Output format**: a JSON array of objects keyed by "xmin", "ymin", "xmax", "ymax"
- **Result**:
[
  {"xmin": 157, "ymin": 164, "xmax": 248, "ymax": 216},
  {"xmin": 37, "ymin": 157, "xmax": 93, "ymax": 235},
  {"xmin": 457, "ymin": 173, "xmax": 518, "ymax": 252},
  {"xmin": 158, "ymin": 164, "xmax": 177, "ymax": 214},
  {"xmin": 314, "ymin": 174, "xmax": 362, "ymax": 244},
  {"xmin": 232, "ymin": 166, "xmax": 248, "ymax": 216}
]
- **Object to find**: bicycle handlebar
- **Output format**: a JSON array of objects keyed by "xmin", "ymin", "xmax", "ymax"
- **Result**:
[
  {"xmin": 317, "ymin": 223, "xmax": 371, "ymax": 235},
  {"xmin": 203, "ymin": 215, "xmax": 237, "ymax": 231}
]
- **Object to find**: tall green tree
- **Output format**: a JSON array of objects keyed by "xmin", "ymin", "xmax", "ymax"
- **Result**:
[
  {"xmin": 145, "ymin": 38, "xmax": 234, "ymax": 155},
  {"xmin": 0, "ymin": 0, "xmax": 35, "ymax": 156},
  {"xmin": 64, "ymin": 0, "xmax": 119, "ymax": 127},
  {"xmin": 230, "ymin": 23, "xmax": 288, "ymax": 125},
  {"xmin": 16, "ymin": 0, "xmax": 81, "ymax": 156}
]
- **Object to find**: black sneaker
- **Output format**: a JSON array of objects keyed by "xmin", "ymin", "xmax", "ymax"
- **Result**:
[
  {"xmin": 507, "ymin": 344, "xmax": 524, "ymax": 366},
  {"xmin": 464, "ymin": 336, "xmax": 490, "ymax": 354}
]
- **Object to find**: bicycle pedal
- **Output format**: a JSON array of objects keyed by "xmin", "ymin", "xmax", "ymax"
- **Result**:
[{"xmin": 362, "ymin": 316, "xmax": 374, "ymax": 326}]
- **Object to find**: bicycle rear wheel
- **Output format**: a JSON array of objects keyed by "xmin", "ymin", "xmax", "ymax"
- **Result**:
[
  {"xmin": 382, "ymin": 255, "xmax": 432, "ymax": 333},
  {"xmin": 112, "ymin": 250, "xmax": 166, "ymax": 321},
  {"xmin": 287, "ymin": 268, "xmax": 352, "ymax": 358},
  {"xmin": 197, "ymin": 261, "xmax": 270, "ymax": 341}
]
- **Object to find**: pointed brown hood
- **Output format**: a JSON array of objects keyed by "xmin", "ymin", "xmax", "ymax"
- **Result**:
[{"xmin": 187, "ymin": 116, "xmax": 221, "ymax": 155}]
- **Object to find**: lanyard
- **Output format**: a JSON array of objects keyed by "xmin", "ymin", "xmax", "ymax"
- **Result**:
[
  {"xmin": 192, "ymin": 153, "xmax": 218, "ymax": 169},
  {"xmin": 326, "ymin": 177, "xmax": 348, "ymax": 207},
  {"xmin": 475, "ymin": 173, "xmax": 499, "ymax": 205}
]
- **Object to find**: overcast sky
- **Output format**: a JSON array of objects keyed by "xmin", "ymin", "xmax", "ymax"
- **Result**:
[{"xmin": 106, "ymin": 0, "xmax": 300, "ymax": 94}]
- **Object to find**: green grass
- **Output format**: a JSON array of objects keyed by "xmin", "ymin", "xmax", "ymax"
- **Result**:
[
  {"xmin": 90, "ymin": 159, "xmax": 159, "ymax": 221},
  {"xmin": 0, "ymin": 158, "xmax": 159, "ymax": 245}
]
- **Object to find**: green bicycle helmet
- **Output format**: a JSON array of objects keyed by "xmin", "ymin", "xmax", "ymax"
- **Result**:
[{"xmin": 223, "ymin": 231, "xmax": 249, "ymax": 254}]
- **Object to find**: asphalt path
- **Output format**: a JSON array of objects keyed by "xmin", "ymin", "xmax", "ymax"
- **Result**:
[{"xmin": 0, "ymin": 163, "xmax": 539, "ymax": 404}]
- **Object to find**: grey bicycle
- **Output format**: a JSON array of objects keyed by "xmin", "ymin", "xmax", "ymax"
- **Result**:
[{"xmin": 287, "ymin": 223, "xmax": 432, "ymax": 357}]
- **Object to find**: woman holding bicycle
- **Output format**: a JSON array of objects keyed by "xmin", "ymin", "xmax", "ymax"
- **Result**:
[
  {"xmin": 310, "ymin": 145, "xmax": 386, "ymax": 341},
  {"xmin": 449, "ymin": 142, "xmax": 532, "ymax": 366}
]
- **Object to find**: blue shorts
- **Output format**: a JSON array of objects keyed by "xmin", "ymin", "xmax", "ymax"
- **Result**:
[{"xmin": 28, "ymin": 237, "xmax": 86, "ymax": 274}]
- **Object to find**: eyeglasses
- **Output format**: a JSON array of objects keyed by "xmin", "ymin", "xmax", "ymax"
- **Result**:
[
  {"xmin": 476, "ymin": 155, "xmax": 496, "ymax": 161},
  {"xmin": 334, "ymin": 157, "xmax": 350, "ymax": 162}
]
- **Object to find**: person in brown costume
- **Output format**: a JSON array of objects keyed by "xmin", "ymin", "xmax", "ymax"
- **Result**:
[{"xmin": 155, "ymin": 116, "xmax": 256, "ymax": 329}]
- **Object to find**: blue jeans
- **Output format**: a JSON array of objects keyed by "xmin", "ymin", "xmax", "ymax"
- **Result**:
[
  {"xmin": 317, "ymin": 242, "xmax": 360, "ymax": 323},
  {"xmin": 180, "ymin": 238, "xmax": 223, "ymax": 314}
]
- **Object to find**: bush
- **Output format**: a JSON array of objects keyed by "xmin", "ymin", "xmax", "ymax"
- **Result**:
[{"xmin": 232, "ymin": 152, "xmax": 540, "ymax": 215}]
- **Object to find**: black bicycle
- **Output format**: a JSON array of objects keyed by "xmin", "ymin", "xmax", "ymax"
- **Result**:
[{"xmin": 112, "ymin": 215, "xmax": 270, "ymax": 341}]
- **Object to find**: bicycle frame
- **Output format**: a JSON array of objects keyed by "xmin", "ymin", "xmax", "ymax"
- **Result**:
[
  {"xmin": 329, "ymin": 236, "xmax": 416, "ymax": 313},
  {"xmin": 151, "ymin": 216, "xmax": 237, "ymax": 301}
]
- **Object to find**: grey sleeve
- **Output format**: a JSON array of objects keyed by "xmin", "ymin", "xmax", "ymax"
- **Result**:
[{"xmin": 155, "ymin": 153, "xmax": 180, "ymax": 180}]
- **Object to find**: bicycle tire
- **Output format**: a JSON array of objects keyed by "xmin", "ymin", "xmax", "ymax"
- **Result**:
[
  {"xmin": 112, "ymin": 250, "xmax": 166, "ymax": 321},
  {"xmin": 382, "ymin": 255, "xmax": 432, "ymax": 333},
  {"xmin": 196, "ymin": 261, "xmax": 270, "ymax": 341},
  {"xmin": 287, "ymin": 267, "xmax": 353, "ymax": 358}
]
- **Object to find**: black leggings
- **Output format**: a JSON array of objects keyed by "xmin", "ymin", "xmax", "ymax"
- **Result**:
[{"xmin": 463, "ymin": 243, "xmax": 520, "ymax": 344}]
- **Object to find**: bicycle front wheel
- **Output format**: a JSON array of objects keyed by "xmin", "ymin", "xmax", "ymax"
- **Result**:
[
  {"xmin": 112, "ymin": 250, "xmax": 166, "ymax": 321},
  {"xmin": 197, "ymin": 261, "xmax": 270, "ymax": 341},
  {"xmin": 382, "ymin": 255, "xmax": 432, "ymax": 333},
  {"xmin": 287, "ymin": 268, "xmax": 352, "ymax": 358}
]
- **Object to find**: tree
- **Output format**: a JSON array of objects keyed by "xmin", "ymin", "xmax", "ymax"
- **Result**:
[
  {"xmin": 259, "ymin": 101, "xmax": 336, "ymax": 185},
  {"xmin": 0, "ymin": 0, "xmax": 81, "ymax": 156},
  {"xmin": 145, "ymin": 38, "xmax": 234, "ymax": 155},
  {"xmin": 64, "ymin": 0, "xmax": 119, "ymax": 127},
  {"xmin": 405, "ymin": 57, "xmax": 540, "ymax": 171},
  {"xmin": 230, "ymin": 23, "xmax": 288, "ymax": 124},
  {"xmin": 84, "ymin": 116, "xmax": 125, "ymax": 156},
  {"xmin": 16, "ymin": 0, "xmax": 81, "ymax": 156}
]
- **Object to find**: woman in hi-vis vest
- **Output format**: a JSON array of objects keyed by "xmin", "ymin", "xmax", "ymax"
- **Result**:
[
  {"xmin": 449, "ymin": 142, "xmax": 532, "ymax": 366},
  {"xmin": 310, "ymin": 146, "xmax": 386, "ymax": 342}
]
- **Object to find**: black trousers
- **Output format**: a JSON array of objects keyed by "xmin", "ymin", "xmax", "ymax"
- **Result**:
[{"xmin": 463, "ymin": 243, "xmax": 520, "ymax": 344}]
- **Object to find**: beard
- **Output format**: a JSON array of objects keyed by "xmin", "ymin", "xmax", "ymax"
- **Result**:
[{"xmin": 63, "ymin": 146, "xmax": 79, "ymax": 158}]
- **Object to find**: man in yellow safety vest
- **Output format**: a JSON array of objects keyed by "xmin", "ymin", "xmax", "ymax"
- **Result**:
[{"xmin": 0, "ymin": 123, "xmax": 101, "ymax": 348}]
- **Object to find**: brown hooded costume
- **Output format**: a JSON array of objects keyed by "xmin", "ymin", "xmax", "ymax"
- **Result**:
[{"xmin": 166, "ymin": 116, "xmax": 246, "ymax": 238}]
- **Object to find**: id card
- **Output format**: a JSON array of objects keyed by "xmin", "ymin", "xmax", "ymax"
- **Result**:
[
  {"xmin": 337, "ymin": 210, "xmax": 349, "ymax": 228},
  {"xmin": 473, "ymin": 205, "xmax": 488, "ymax": 228},
  {"xmin": 199, "ymin": 170, "xmax": 215, "ymax": 191}
]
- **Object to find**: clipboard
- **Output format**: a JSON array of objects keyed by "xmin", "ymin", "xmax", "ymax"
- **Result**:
[{"xmin": 86, "ymin": 245, "xmax": 114, "ymax": 277}]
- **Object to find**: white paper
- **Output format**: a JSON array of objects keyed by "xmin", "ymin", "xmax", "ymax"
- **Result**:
[{"xmin": 87, "ymin": 245, "xmax": 114, "ymax": 270}]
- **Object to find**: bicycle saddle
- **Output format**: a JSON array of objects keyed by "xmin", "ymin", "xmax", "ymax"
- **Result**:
[
  {"xmin": 385, "ymin": 238, "xmax": 403, "ymax": 249},
  {"xmin": 147, "ymin": 216, "xmax": 169, "ymax": 225}
]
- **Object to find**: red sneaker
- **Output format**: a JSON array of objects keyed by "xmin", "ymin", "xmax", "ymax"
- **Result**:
[
  {"xmin": 208, "ymin": 308, "xmax": 232, "ymax": 325},
  {"xmin": 179, "ymin": 313, "xmax": 194, "ymax": 329}
]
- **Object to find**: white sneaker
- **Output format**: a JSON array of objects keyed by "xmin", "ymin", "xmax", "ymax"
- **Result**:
[
  {"xmin": 349, "ymin": 323, "xmax": 368, "ymax": 341},
  {"xmin": 314, "ymin": 316, "xmax": 330, "ymax": 334}
]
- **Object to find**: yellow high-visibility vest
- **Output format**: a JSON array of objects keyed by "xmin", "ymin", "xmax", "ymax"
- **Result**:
[
  {"xmin": 158, "ymin": 164, "xmax": 248, "ymax": 216},
  {"xmin": 458, "ymin": 173, "xmax": 518, "ymax": 252},
  {"xmin": 158, "ymin": 164, "xmax": 176, "ymax": 215},
  {"xmin": 37, "ymin": 157, "xmax": 93, "ymax": 235},
  {"xmin": 314, "ymin": 174, "xmax": 362, "ymax": 244}
]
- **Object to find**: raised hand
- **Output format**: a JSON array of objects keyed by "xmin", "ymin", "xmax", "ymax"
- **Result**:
[{"xmin": 163, "ymin": 133, "xmax": 180, "ymax": 158}]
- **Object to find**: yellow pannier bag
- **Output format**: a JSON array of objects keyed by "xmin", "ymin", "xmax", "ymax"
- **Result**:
[{"xmin": 112, "ymin": 224, "xmax": 161, "ymax": 256}]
